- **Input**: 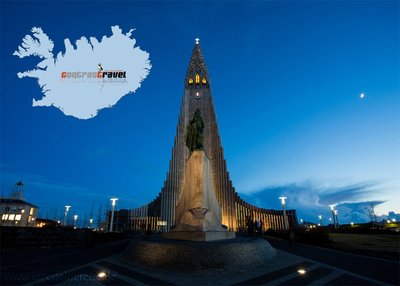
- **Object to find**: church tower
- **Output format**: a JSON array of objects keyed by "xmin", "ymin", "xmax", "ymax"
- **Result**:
[
  {"xmin": 158, "ymin": 39, "xmax": 237, "ymax": 231},
  {"xmin": 120, "ymin": 40, "xmax": 297, "ymax": 233}
]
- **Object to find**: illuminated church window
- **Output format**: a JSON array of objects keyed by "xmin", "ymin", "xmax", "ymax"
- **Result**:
[
  {"xmin": 202, "ymin": 77, "xmax": 207, "ymax": 84},
  {"xmin": 188, "ymin": 78, "xmax": 193, "ymax": 84},
  {"xmin": 195, "ymin": 74, "xmax": 200, "ymax": 84}
]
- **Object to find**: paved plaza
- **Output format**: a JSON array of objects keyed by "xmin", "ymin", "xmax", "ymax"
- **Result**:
[{"xmin": 2, "ymin": 237, "xmax": 398, "ymax": 286}]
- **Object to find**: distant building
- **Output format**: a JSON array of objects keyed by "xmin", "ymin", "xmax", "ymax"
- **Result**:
[
  {"xmin": 35, "ymin": 218, "xmax": 59, "ymax": 228},
  {"xmin": 0, "ymin": 181, "xmax": 39, "ymax": 227},
  {"xmin": 0, "ymin": 198, "xmax": 38, "ymax": 227}
]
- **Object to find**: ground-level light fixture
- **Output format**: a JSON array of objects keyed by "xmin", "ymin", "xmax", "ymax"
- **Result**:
[
  {"xmin": 97, "ymin": 271, "xmax": 107, "ymax": 280},
  {"xmin": 298, "ymin": 269, "xmax": 306, "ymax": 275}
]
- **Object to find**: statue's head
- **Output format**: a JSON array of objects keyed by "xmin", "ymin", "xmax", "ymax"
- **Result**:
[{"xmin": 194, "ymin": 108, "xmax": 201, "ymax": 117}]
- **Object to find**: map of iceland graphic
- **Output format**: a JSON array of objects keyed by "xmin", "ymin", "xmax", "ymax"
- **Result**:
[{"xmin": 14, "ymin": 25, "xmax": 152, "ymax": 120}]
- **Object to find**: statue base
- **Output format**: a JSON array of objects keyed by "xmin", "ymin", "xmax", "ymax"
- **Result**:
[
  {"xmin": 162, "ymin": 231, "xmax": 236, "ymax": 241},
  {"xmin": 122, "ymin": 237, "xmax": 276, "ymax": 274}
]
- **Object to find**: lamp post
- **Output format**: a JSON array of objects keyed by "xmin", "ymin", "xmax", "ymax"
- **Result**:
[
  {"xmin": 334, "ymin": 210, "xmax": 339, "ymax": 227},
  {"xmin": 318, "ymin": 215, "xmax": 322, "ymax": 226},
  {"xmin": 64, "ymin": 205, "xmax": 71, "ymax": 226},
  {"xmin": 73, "ymin": 215, "xmax": 78, "ymax": 229},
  {"xmin": 89, "ymin": 218, "xmax": 93, "ymax": 229},
  {"xmin": 279, "ymin": 197, "xmax": 288, "ymax": 230},
  {"xmin": 110, "ymin": 198, "xmax": 118, "ymax": 232},
  {"xmin": 330, "ymin": 205, "xmax": 337, "ymax": 229}
]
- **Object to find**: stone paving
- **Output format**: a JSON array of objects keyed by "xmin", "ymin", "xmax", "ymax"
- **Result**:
[{"xmin": 25, "ymin": 248, "xmax": 385, "ymax": 286}]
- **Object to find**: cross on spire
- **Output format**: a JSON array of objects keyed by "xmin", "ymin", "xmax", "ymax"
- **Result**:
[{"xmin": 195, "ymin": 38, "xmax": 200, "ymax": 44}]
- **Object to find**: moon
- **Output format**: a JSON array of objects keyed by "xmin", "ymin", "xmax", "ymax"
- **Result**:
[{"xmin": 360, "ymin": 92, "xmax": 365, "ymax": 99}]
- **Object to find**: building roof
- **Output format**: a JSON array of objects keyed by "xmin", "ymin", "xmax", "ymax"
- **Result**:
[
  {"xmin": 185, "ymin": 40, "xmax": 209, "ymax": 83},
  {"xmin": 0, "ymin": 198, "xmax": 38, "ymax": 208}
]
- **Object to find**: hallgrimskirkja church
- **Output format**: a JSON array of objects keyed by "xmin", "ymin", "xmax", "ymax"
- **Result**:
[{"xmin": 108, "ymin": 40, "xmax": 297, "ymax": 233}]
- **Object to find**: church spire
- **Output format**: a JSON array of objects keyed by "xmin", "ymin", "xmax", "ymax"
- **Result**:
[{"xmin": 185, "ymin": 38, "xmax": 209, "ymax": 87}]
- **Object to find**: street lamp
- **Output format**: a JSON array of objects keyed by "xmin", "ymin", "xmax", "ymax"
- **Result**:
[
  {"xmin": 110, "ymin": 198, "xmax": 118, "ymax": 232},
  {"xmin": 64, "ymin": 205, "xmax": 71, "ymax": 226},
  {"xmin": 73, "ymin": 215, "xmax": 78, "ymax": 229},
  {"xmin": 330, "ymin": 205, "xmax": 337, "ymax": 228},
  {"xmin": 334, "ymin": 210, "xmax": 339, "ymax": 226},
  {"xmin": 89, "ymin": 218, "xmax": 93, "ymax": 228},
  {"xmin": 318, "ymin": 215, "xmax": 322, "ymax": 226},
  {"xmin": 279, "ymin": 197, "xmax": 288, "ymax": 230}
]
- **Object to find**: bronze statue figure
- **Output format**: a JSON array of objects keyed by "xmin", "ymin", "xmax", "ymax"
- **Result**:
[{"xmin": 185, "ymin": 108, "xmax": 204, "ymax": 151}]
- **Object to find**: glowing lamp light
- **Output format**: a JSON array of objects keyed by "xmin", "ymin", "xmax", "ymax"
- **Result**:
[
  {"xmin": 110, "ymin": 198, "xmax": 118, "ymax": 206},
  {"xmin": 298, "ymin": 269, "xmax": 306, "ymax": 275},
  {"xmin": 97, "ymin": 272, "xmax": 107, "ymax": 280},
  {"xmin": 110, "ymin": 197, "xmax": 118, "ymax": 232},
  {"xmin": 278, "ymin": 196, "xmax": 288, "ymax": 230}
]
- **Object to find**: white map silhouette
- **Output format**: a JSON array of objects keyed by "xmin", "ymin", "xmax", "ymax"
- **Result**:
[{"xmin": 14, "ymin": 26, "xmax": 151, "ymax": 119}]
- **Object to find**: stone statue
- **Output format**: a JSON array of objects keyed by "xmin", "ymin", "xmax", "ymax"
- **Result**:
[{"xmin": 185, "ymin": 109, "xmax": 204, "ymax": 151}]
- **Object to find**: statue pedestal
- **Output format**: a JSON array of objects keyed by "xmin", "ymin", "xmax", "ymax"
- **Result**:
[
  {"xmin": 163, "ymin": 231, "xmax": 236, "ymax": 242},
  {"xmin": 122, "ymin": 237, "xmax": 276, "ymax": 274},
  {"xmin": 163, "ymin": 150, "xmax": 235, "ymax": 241}
]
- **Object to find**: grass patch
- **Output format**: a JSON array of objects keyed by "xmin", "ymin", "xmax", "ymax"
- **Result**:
[{"xmin": 324, "ymin": 233, "xmax": 399, "ymax": 261}]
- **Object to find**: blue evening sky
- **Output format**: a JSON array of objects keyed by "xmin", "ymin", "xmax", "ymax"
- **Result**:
[{"xmin": 1, "ymin": 1, "xmax": 399, "ymax": 225}]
